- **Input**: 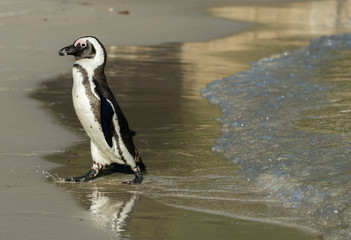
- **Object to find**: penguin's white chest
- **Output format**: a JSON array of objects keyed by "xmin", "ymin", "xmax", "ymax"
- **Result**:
[{"xmin": 72, "ymin": 67, "xmax": 103, "ymax": 141}]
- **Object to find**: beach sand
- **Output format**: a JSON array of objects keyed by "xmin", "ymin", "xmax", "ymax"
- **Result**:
[{"xmin": 1, "ymin": 0, "xmax": 349, "ymax": 239}]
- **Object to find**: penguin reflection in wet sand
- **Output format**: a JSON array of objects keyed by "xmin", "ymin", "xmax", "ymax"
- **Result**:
[{"xmin": 58, "ymin": 36, "xmax": 145, "ymax": 184}]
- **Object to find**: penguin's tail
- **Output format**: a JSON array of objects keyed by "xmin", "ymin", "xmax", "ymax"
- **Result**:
[{"xmin": 135, "ymin": 148, "xmax": 146, "ymax": 172}]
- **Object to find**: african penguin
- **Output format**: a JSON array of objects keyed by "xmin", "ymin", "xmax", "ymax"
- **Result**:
[{"xmin": 58, "ymin": 36, "xmax": 145, "ymax": 184}]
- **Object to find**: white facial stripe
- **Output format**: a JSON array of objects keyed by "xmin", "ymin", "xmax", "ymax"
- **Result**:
[
  {"xmin": 75, "ymin": 37, "xmax": 105, "ymax": 66},
  {"xmin": 84, "ymin": 37, "xmax": 104, "ymax": 65}
]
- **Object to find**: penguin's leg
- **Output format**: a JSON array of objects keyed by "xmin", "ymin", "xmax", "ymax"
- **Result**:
[
  {"xmin": 122, "ymin": 165, "xmax": 143, "ymax": 185},
  {"xmin": 65, "ymin": 141, "xmax": 105, "ymax": 182}
]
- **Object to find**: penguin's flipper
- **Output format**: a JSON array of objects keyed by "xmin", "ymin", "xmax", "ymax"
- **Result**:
[{"xmin": 96, "ymin": 87, "xmax": 114, "ymax": 148}]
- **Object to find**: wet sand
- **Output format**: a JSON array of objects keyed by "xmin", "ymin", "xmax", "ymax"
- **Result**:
[{"xmin": 1, "ymin": 0, "xmax": 350, "ymax": 239}]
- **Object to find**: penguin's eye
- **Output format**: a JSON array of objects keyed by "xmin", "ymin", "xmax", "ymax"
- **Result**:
[{"xmin": 81, "ymin": 43, "xmax": 86, "ymax": 47}]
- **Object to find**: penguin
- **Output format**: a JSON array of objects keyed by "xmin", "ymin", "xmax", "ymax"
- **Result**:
[{"xmin": 58, "ymin": 36, "xmax": 145, "ymax": 184}]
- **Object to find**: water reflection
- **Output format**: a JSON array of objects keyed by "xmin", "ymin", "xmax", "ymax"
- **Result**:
[
  {"xmin": 211, "ymin": 0, "xmax": 351, "ymax": 35},
  {"xmin": 89, "ymin": 188, "xmax": 140, "ymax": 238}
]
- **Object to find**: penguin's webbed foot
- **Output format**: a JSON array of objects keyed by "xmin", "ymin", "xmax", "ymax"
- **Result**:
[
  {"xmin": 65, "ymin": 169, "xmax": 98, "ymax": 182},
  {"xmin": 122, "ymin": 176, "xmax": 143, "ymax": 184},
  {"xmin": 122, "ymin": 166, "xmax": 143, "ymax": 184}
]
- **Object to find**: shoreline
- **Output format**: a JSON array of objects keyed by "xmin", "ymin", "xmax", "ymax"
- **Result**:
[{"xmin": 0, "ymin": 0, "xmax": 347, "ymax": 239}]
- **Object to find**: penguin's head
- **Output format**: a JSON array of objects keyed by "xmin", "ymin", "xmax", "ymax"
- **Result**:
[{"xmin": 59, "ymin": 36, "xmax": 106, "ymax": 65}]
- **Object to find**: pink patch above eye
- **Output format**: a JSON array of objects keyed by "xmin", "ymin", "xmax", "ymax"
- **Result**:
[{"xmin": 74, "ymin": 39, "xmax": 86, "ymax": 47}]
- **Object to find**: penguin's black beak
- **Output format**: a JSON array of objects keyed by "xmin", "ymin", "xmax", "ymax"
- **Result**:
[{"xmin": 58, "ymin": 45, "xmax": 77, "ymax": 56}]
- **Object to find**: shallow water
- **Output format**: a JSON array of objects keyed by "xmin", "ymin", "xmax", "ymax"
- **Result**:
[
  {"xmin": 32, "ymin": 42, "xmax": 317, "ymax": 239},
  {"xmin": 203, "ymin": 34, "xmax": 351, "ymax": 240}
]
